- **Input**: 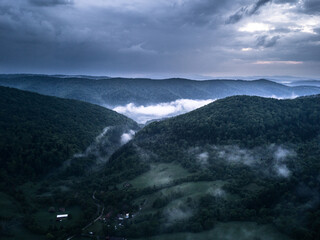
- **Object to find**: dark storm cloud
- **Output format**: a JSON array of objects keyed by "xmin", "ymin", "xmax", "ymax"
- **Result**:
[
  {"xmin": 179, "ymin": 0, "xmax": 234, "ymax": 26},
  {"xmin": 29, "ymin": 0, "xmax": 73, "ymax": 6},
  {"xmin": 303, "ymin": 0, "xmax": 320, "ymax": 14},
  {"xmin": 273, "ymin": 0, "xmax": 297, "ymax": 4},
  {"xmin": 251, "ymin": 0, "xmax": 272, "ymax": 14},
  {"xmin": 227, "ymin": 0, "xmax": 272, "ymax": 24},
  {"xmin": 0, "ymin": 0, "xmax": 319, "ymax": 77},
  {"xmin": 256, "ymin": 35, "xmax": 280, "ymax": 48}
]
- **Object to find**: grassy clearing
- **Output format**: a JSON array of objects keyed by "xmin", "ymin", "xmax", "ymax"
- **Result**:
[
  {"xmin": 128, "ymin": 163, "xmax": 193, "ymax": 189},
  {"xmin": 19, "ymin": 182, "xmax": 40, "ymax": 198},
  {"xmin": 133, "ymin": 221, "xmax": 292, "ymax": 240},
  {"xmin": 85, "ymin": 220, "xmax": 104, "ymax": 234},
  {"xmin": 134, "ymin": 180, "xmax": 230, "ymax": 213},
  {"xmin": 0, "ymin": 192, "xmax": 20, "ymax": 218},
  {"xmin": 34, "ymin": 206, "xmax": 83, "ymax": 229},
  {"xmin": 2, "ymin": 224, "xmax": 45, "ymax": 240}
]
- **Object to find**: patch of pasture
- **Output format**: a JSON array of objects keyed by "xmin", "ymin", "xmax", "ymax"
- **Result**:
[
  {"xmin": 134, "ymin": 180, "xmax": 229, "ymax": 213},
  {"xmin": 34, "ymin": 206, "xmax": 83, "ymax": 230},
  {"xmin": 0, "ymin": 192, "xmax": 20, "ymax": 218},
  {"xmin": 134, "ymin": 221, "xmax": 292, "ymax": 240},
  {"xmin": 128, "ymin": 163, "xmax": 192, "ymax": 189}
]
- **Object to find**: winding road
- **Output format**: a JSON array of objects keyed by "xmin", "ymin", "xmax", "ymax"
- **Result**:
[{"xmin": 66, "ymin": 190, "xmax": 104, "ymax": 240}]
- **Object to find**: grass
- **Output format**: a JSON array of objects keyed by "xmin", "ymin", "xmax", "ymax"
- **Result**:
[
  {"xmin": 133, "ymin": 180, "xmax": 231, "ymax": 214},
  {"xmin": 1, "ymin": 223, "xmax": 45, "ymax": 240},
  {"xmin": 0, "ymin": 192, "xmax": 20, "ymax": 218},
  {"xmin": 128, "ymin": 163, "xmax": 193, "ymax": 189},
  {"xmin": 34, "ymin": 206, "xmax": 84, "ymax": 229},
  {"xmin": 85, "ymin": 220, "xmax": 104, "ymax": 234},
  {"xmin": 133, "ymin": 221, "xmax": 292, "ymax": 240},
  {"xmin": 1, "ymin": 180, "xmax": 84, "ymax": 240}
]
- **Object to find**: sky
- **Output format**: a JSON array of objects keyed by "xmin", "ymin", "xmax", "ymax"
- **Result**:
[{"xmin": 0, "ymin": 0, "xmax": 320, "ymax": 78}]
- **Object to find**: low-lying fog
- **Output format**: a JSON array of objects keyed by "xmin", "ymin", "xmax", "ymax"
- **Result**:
[
  {"xmin": 111, "ymin": 94, "xmax": 300, "ymax": 124},
  {"xmin": 113, "ymin": 99, "xmax": 215, "ymax": 124}
]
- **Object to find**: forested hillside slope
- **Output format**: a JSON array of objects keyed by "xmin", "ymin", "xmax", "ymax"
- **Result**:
[
  {"xmin": 104, "ymin": 95, "xmax": 320, "ymax": 240},
  {"xmin": 0, "ymin": 86, "xmax": 137, "ymax": 189}
]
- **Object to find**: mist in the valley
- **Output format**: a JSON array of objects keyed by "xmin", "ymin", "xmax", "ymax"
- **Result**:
[
  {"xmin": 111, "ymin": 94, "xmax": 303, "ymax": 124},
  {"xmin": 62, "ymin": 126, "xmax": 137, "ymax": 173},
  {"xmin": 207, "ymin": 187, "xmax": 226, "ymax": 198},
  {"xmin": 268, "ymin": 93, "xmax": 299, "ymax": 100},
  {"xmin": 113, "ymin": 99, "xmax": 215, "ymax": 124},
  {"xmin": 163, "ymin": 200, "xmax": 193, "ymax": 225},
  {"xmin": 76, "ymin": 126, "xmax": 136, "ymax": 161},
  {"xmin": 190, "ymin": 144, "xmax": 297, "ymax": 178},
  {"xmin": 120, "ymin": 130, "xmax": 136, "ymax": 145}
]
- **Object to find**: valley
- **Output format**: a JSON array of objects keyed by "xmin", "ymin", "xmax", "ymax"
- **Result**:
[
  {"xmin": 2, "ymin": 0, "xmax": 320, "ymax": 239},
  {"xmin": 1, "ymin": 75, "xmax": 320, "ymax": 123},
  {"xmin": 0, "ymin": 84, "xmax": 320, "ymax": 240}
]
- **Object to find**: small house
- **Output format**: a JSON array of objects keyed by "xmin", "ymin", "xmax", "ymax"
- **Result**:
[{"xmin": 56, "ymin": 214, "xmax": 68, "ymax": 221}]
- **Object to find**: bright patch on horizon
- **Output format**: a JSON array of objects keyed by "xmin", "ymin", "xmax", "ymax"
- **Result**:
[
  {"xmin": 113, "ymin": 99, "xmax": 215, "ymax": 124},
  {"xmin": 254, "ymin": 61, "xmax": 303, "ymax": 65},
  {"xmin": 241, "ymin": 48, "xmax": 253, "ymax": 52},
  {"xmin": 239, "ymin": 23, "xmax": 274, "ymax": 32}
]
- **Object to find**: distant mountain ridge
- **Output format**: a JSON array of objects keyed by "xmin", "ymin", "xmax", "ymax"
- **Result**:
[
  {"xmin": 0, "ymin": 74, "xmax": 319, "ymax": 107},
  {"xmin": 287, "ymin": 80, "xmax": 320, "ymax": 87}
]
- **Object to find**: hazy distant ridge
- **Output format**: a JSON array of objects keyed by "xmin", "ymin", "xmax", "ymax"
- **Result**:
[{"xmin": 0, "ymin": 74, "xmax": 319, "ymax": 107}]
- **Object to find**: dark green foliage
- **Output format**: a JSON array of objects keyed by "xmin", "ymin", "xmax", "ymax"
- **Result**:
[
  {"xmin": 138, "ymin": 95, "xmax": 320, "ymax": 148},
  {"xmin": 106, "ymin": 95, "xmax": 320, "ymax": 240},
  {"xmin": 0, "ymin": 86, "xmax": 137, "ymax": 187}
]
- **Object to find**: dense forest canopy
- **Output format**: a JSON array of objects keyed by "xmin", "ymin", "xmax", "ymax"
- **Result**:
[
  {"xmin": 138, "ymin": 95, "xmax": 320, "ymax": 147},
  {"xmin": 1, "ymin": 87, "xmax": 320, "ymax": 240},
  {"xmin": 105, "ymin": 95, "xmax": 320, "ymax": 240},
  {"xmin": 0, "ymin": 86, "xmax": 137, "ymax": 188}
]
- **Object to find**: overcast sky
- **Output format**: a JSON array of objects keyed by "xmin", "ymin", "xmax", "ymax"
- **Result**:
[{"xmin": 0, "ymin": 0, "xmax": 319, "ymax": 78}]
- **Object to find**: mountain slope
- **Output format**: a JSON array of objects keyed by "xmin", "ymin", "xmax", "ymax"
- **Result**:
[
  {"xmin": 137, "ymin": 95, "xmax": 320, "ymax": 148},
  {"xmin": 0, "ymin": 86, "xmax": 137, "ymax": 189},
  {"xmin": 104, "ymin": 95, "xmax": 320, "ymax": 240},
  {"xmin": 0, "ymin": 75, "xmax": 319, "ymax": 107}
]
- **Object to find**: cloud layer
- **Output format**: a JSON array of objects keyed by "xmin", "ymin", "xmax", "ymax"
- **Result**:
[
  {"xmin": 113, "ymin": 99, "xmax": 214, "ymax": 123},
  {"xmin": 0, "ymin": 0, "xmax": 319, "ymax": 77}
]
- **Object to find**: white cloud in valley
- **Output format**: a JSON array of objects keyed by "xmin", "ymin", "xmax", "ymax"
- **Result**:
[
  {"xmin": 120, "ymin": 130, "xmax": 135, "ymax": 145},
  {"xmin": 113, "ymin": 99, "xmax": 215, "ymax": 123}
]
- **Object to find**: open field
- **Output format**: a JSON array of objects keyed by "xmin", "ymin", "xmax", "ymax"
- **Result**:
[
  {"xmin": 133, "ymin": 180, "xmax": 231, "ymax": 213},
  {"xmin": 2, "ymin": 223, "xmax": 45, "ymax": 240},
  {"xmin": 0, "ymin": 192, "xmax": 20, "ymax": 218},
  {"xmin": 134, "ymin": 222, "xmax": 292, "ymax": 240},
  {"xmin": 35, "ymin": 206, "xmax": 83, "ymax": 229},
  {"xmin": 128, "ymin": 163, "xmax": 193, "ymax": 189}
]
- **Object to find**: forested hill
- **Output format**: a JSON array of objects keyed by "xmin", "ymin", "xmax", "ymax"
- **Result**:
[
  {"xmin": 105, "ymin": 95, "xmax": 320, "ymax": 240},
  {"xmin": 110, "ymin": 94, "xmax": 320, "ymax": 171},
  {"xmin": 137, "ymin": 95, "xmax": 320, "ymax": 148},
  {"xmin": 0, "ymin": 74, "xmax": 320, "ymax": 106},
  {"xmin": 0, "ymin": 86, "xmax": 137, "ymax": 188}
]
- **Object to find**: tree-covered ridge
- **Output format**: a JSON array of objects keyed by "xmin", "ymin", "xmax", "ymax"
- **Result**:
[
  {"xmin": 104, "ymin": 95, "xmax": 320, "ymax": 240},
  {"xmin": 138, "ymin": 95, "xmax": 320, "ymax": 147},
  {"xmin": 0, "ymin": 86, "xmax": 137, "ymax": 187},
  {"xmin": 109, "ymin": 94, "xmax": 320, "ymax": 174},
  {"xmin": 0, "ymin": 74, "xmax": 320, "ymax": 106}
]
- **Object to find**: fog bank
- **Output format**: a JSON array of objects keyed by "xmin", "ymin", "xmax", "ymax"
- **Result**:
[{"xmin": 113, "ymin": 99, "xmax": 215, "ymax": 123}]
